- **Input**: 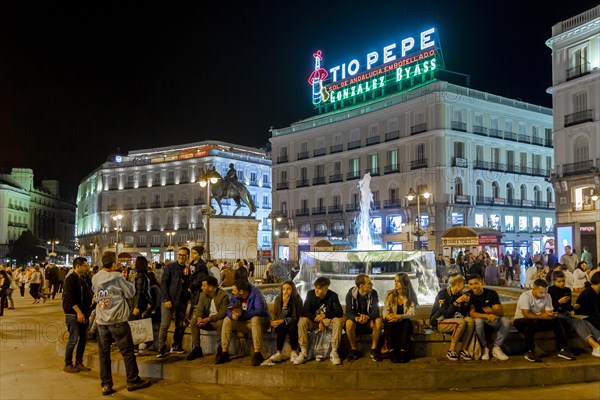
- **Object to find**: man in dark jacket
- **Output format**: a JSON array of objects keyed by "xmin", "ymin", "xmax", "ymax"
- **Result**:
[
  {"xmin": 345, "ymin": 274, "xmax": 382, "ymax": 362},
  {"xmin": 62, "ymin": 257, "xmax": 93, "ymax": 372},
  {"xmin": 293, "ymin": 277, "xmax": 344, "ymax": 365},
  {"xmin": 156, "ymin": 247, "xmax": 192, "ymax": 358},
  {"xmin": 215, "ymin": 278, "xmax": 270, "ymax": 366},
  {"xmin": 188, "ymin": 245, "xmax": 209, "ymax": 320}
]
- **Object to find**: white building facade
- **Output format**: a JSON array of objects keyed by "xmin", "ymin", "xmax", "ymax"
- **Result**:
[
  {"xmin": 271, "ymin": 81, "xmax": 555, "ymax": 260},
  {"xmin": 0, "ymin": 168, "xmax": 76, "ymax": 263},
  {"xmin": 76, "ymin": 141, "xmax": 272, "ymax": 263},
  {"xmin": 547, "ymin": 5, "xmax": 600, "ymax": 262}
]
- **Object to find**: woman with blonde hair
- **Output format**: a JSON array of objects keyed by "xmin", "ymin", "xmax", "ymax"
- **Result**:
[{"xmin": 382, "ymin": 273, "xmax": 418, "ymax": 363}]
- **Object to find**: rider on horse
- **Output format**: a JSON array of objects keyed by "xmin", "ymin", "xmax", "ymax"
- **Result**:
[{"xmin": 223, "ymin": 163, "xmax": 239, "ymax": 197}]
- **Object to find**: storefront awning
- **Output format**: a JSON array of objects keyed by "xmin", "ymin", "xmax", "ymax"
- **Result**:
[{"xmin": 441, "ymin": 226, "xmax": 503, "ymax": 247}]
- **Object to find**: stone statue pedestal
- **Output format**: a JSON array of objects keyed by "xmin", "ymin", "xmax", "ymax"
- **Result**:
[{"xmin": 205, "ymin": 216, "xmax": 259, "ymax": 260}]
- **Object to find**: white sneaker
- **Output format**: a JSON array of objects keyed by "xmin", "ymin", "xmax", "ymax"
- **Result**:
[
  {"xmin": 330, "ymin": 350, "xmax": 341, "ymax": 365},
  {"xmin": 592, "ymin": 347, "xmax": 600, "ymax": 358},
  {"xmin": 492, "ymin": 346, "xmax": 509, "ymax": 361},
  {"xmin": 293, "ymin": 352, "xmax": 307, "ymax": 365},
  {"xmin": 481, "ymin": 347, "xmax": 490, "ymax": 361},
  {"xmin": 270, "ymin": 352, "xmax": 282, "ymax": 363},
  {"xmin": 289, "ymin": 352, "xmax": 297, "ymax": 363}
]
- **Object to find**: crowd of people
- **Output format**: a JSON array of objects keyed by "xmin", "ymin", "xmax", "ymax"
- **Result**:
[{"xmin": 2, "ymin": 243, "xmax": 599, "ymax": 395}]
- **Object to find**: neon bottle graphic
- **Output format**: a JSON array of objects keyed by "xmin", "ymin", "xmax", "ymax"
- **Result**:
[{"xmin": 308, "ymin": 50, "xmax": 329, "ymax": 105}]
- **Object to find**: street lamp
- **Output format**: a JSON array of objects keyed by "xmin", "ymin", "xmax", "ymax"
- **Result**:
[
  {"xmin": 406, "ymin": 188, "xmax": 430, "ymax": 250},
  {"xmin": 112, "ymin": 214, "xmax": 123, "ymax": 256},
  {"xmin": 268, "ymin": 212, "xmax": 283, "ymax": 260},
  {"xmin": 47, "ymin": 240, "xmax": 59, "ymax": 257},
  {"xmin": 166, "ymin": 231, "xmax": 175, "ymax": 261},
  {"xmin": 198, "ymin": 168, "xmax": 221, "ymax": 260},
  {"xmin": 592, "ymin": 189, "xmax": 600, "ymax": 202}
]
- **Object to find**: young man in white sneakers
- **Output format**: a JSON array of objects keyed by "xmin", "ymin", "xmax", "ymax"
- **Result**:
[
  {"xmin": 294, "ymin": 277, "xmax": 344, "ymax": 365},
  {"xmin": 467, "ymin": 274, "xmax": 510, "ymax": 361},
  {"xmin": 513, "ymin": 279, "xmax": 576, "ymax": 362}
]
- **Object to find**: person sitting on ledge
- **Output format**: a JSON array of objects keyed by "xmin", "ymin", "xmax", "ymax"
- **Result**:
[
  {"xmin": 215, "ymin": 278, "xmax": 270, "ymax": 366},
  {"xmin": 575, "ymin": 271, "xmax": 600, "ymax": 331},
  {"xmin": 345, "ymin": 273, "xmax": 383, "ymax": 362},
  {"xmin": 382, "ymin": 272, "xmax": 418, "ymax": 363},
  {"xmin": 293, "ymin": 277, "xmax": 344, "ymax": 366},
  {"xmin": 467, "ymin": 274, "xmax": 510, "ymax": 361},
  {"xmin": 187, "ymin": 276, "xmax": 229, "ymax": 361},
  {"xmin": 268, "ymin": 280, "xmax": 303, "ymax": 363},
  {"xmin": 513, "ymin": 278, "xmax": 576, "ymax": 362},
  {"xmin": 430, "ymin": 273, "xmax": 474, "ymax": 361},
  {"xmin": 549, "ymin": 270, "xmax": 600, "ymax": 358}
]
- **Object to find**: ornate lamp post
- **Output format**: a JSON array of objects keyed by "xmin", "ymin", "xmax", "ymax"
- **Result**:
[
  {"xmin": 198, "ymin": 169, "xmax": 221, "ymax": 260},
  {"xmin": 112, "ymin": 214, "xmax": 123, "ymax": 256},
  {"xmin": 166, "ymin": 231, "xmax": 175, "ymax": 261},
  {"xmin": 47, "ymin": 240, "xmax": 59, "ymax": 258},
  {"xmin": 406, "ymin": 188, "xmax": 430, "ymax": 250},
  {"xmin": 268, "ymin": 212, "xmax": 283, "ymax": 260}
]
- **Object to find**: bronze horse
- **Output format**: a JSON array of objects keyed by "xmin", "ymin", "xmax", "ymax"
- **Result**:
[{"xmin": 208, "ymin": 171, "xmax": 257, "ymax": 216}]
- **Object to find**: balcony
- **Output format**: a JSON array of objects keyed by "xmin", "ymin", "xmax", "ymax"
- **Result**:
[
  {"xmin": 137, "ymin": 202, "xmax": 148, "ymax": 209},
  {"xmin": 451, "ymin": 121, "xmax": 466, "ymax": 132},
  {"xmin": 347, "ymin": 171, "xmax": 361, "ymax": 180},
  {"xmin": 178, "ymin": 200, "xmax": 189, "ymax": 207},
  {"xmin": 123, "ymin": 203, "xmax": 135, "ymax": 210},
  {"xmin": 107, "ymin": 204, "xmax": 120, "ymax": 211},
  {"xmin": 532, "ymin": 136, "xmax": 544, "ymax": 146},
  {"xmin": 364, "ymin": 168, "xmax": 380, "ymax": 176},
  {"xmin": 328, "ymin": 174, "xmax": 343, "ymax": 183},
  {"xmin": 564, "ymin": 109, "xmax": 593, "ymax": 127},
  {"xmin": 331, "ymin": 229, "xmax": 345, "ymax": 236},
  {"xmin": 193, "ymin": 198, "xmax": 203, "ymax": 205},
  {"xmin": 384, "ymin": 199, "xmax": 402, "ymax": 208},
  {"xmin": 410, "ymin": 123, "xmax": 427, "ymax": 135},
  {"xmin": 545, "ymin": 139, "xmax": 553, "ymax": 148},
  {"xmin": 312, "ymin": 207, "xmax": 327, "ymax": 215},
  {"xmin": 150, "ymin": 201, "xmax": 162, "ymax": 208},
  {"xmin": 562, "ymin": 160, "xmax": 595, "ymax": 176},
  {"xmin": 455, "ymin": 195, "xmax": 471, "ymax": 204},
  {"xmin": 489, "ymin": 128, "xmax": 503, "ymax": 139},
  {"xmin": 297, "ymin": 151, "xmax": 309, "ymax": 160},
  {"xmin": 504, "ymin": 131, "xmax": 517, "ymax": 141},
  {"xmin": 312, "ymin": 176, "xmax": 326, "ymax": 185},
  {"xmin": 566, "ymin": 62, "xmax": 591, "ymax": 81},
  {"xmin": 384, "ymin": 164, "xmax": 400, "ymax": 174},
  {"xmin": 476, "ymin": 196, "xmax": 493, "ymax": 205},
  {"xmin": 298, "ymin": 230, "xmax": 311, "ymax": 237},
  {"xmin": 518, "ymin": 134, "xmax": 531, "ymax": 144},
  {"xmin": 385, "ymin": 131, "xmax": 399, "ymax": 141},
  {"xmin": 314, "ymin": 148, "xmax": 326, "ymax": 157},
  {"xmin": 330, "ymin": 144, "xmax": 344, "ymax": 154},
  {"xmin": 473, "ymin": 125, "xmax": 487, "ymax": 136},
  {"xmin": 328, "ymin": 205, "xmax": 343, "ymax": 214},
  {"xmin": 249, "ymin": 180, "xmax": 259, "ymax": 187},
  {"xmin": 296, "ymin": 179, "xmax": 309, "ymax": 188},
  {"xmin": 366, "ymin": 136, "xmax": 380, "ymax": 146},
  {"xmin": 314, "ymin": 230, "xmax": 328, "ymax": 237},
  {"xmin": 165, "ymin": 178, "xmax": 175, "ymax": 185},
  {"xmin": 345, "ymin": 203, "xmax": 360, "ymax": 212},
  {"xmin": 179, "ymin": 177, "xmax": 189, "ymax": 184},
  {"xmin": 277, "ymin": 182, "xmax": 289, "ymax": 190},
  {"xmin": 410, "ymin": 158, "xmax": 428, "ymax": 170},
  {"xmin": 164, "ymin": 200, "xmax": 175, "ymax": 207},
  {"xmin": 277, "ymin": 155, "xmax": 289, "ymax": 163},
  {"xmin": 452, "ymin": 157, "xmax": 468, "ymax": 167},
  {"xmin": 348, "ymin": 140, "xmax": 361, "ymax": 150},
  {"xmin": 295, "ymin": 208, "xmax": 310, "ymax": 217},
  {"xmin": 150, "ymin": 224, "xmax": 161, "ymax": 231}
]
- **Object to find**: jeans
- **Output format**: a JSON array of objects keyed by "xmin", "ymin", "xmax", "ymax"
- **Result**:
[
  {"xmin": 275, "ymin": 321, "xmax": 299, "ymax": 352},
  {"xmin": 298, "ymin": 317, "xmax": 343, "ymax": 352},
  {"xmin": 473, "ymin": 316, "xmax": 510, "ymax": 348},
  {"xmin": 190, "ymin": 319, "xmax": 223, "ymax": 350},
  {"xmin": 222, "ymin": 316, "xmax": 270, "ymax": 353},
  {"xmin": 436, "ymin": 317, "xmax": 475, "ymax": 351},
  {"xmin": 157, "ymin": 303, "xmax": 187, "ymax": 351},
  {"xmin": 65, "ymin": 314, "xmax": 89, "ymax": 366},
  {"xmin": 97, "ymin": 322, "xmax": 139, "ymax": 387},
  {"xmin": 384, "ymin": 319, "xmax": 413, "ymax": 352},
  {"xmin": 558, "ymin": 313, "xmax": 600, "ymax": 342},
  {"xmin": 513, "ymin": 317, "xmax": 569, "ymax": 352}
]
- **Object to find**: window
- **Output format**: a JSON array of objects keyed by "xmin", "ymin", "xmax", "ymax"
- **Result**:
[
  {"xmin": 369, "ymin": 154, "xmax": 378, "ymax": 174},
  {"xmin": 280, "ymin": 170, "xmax": 287, "ymax": 182},
  {"xmin": 574, "ymin": 136, "xmax": 589, "ymax": 163},
  {"xmin": 250, "ymin": 172, "xmax": 257, "ymax": 183},
  {"xmin": 389, "ymin": 188, "xmax": 398, "ymax": 202},
  {"xmin": 333, "ymin": 161, "xmax": 341, "ymax": 175},
  {"xmin": 546, "ymin": 156, "xmax": 552, "ymax": 172},
  {"xmin": 454, "ymin": 142, "xmax": 465, "ymax": 158},
  {"xmin": 263, "ymin": 174, "xmax": 269, "ymax": 186},
  {"xmin": 349, "ymin": 158, "xmax": 360, "ymax": 174},
  {"xmin": 476, "ymin": 145, "xmax": 483, "ymax": 162},
  {"xmin": 520, "ymin": 152, "xmax": 528, "ymax": 170},
  {"xmin": 369, "ymin": 124, "xmax": 378, "ymax": 136},
  {"xmin": 534, "ymin": 186, "xmax": 542, "ymax": 204},
  {"xmin": 476, "ymin": 180, "xmax": 484, "ymax": 200},
  {"xmin": 262, "ymin": 195, "xmax": 269, "ymax": 207},
  {"xmin": 545, "ymin": 218, "xmax": 553, "ymax": 232},
  {"xmin": 532, "ymin": 126, "xmax": 538, "ymax": 139},
  {"xmin": 474, "ymin": 113, "xmax": 483, "ymax": 127},
  {"xmin": 490, "ymin": 117, "xmax": 498, "ymax": 130},
  {"xmin": 455, "ymin": 177, "xmax": 463, "ymax": 196},
  {"xmin": 416, "ymin": 143, "xmax": 425, "ymax": 161},
  {"xmin": 492, "ymin": 182, "xmax": 500, "ymax": 198},
  {"xmin": 507, "ymin": 183, "xmax": 514, "ymax": 201},
  {"xmin": 519, "ymin": 123, "xmax": 526, "ymax": 135},
  {"xmin": 520, "ymin": 184, "xmax": 527, "ymax": 201},
  {"xmin": 300, "ymin": 167, "xmax": 307, "ymax": 180},
  {"xmin": 300, "ymin": 141, "xmax": 308, "ymax": 153},
  {"xmin": 546, "ymin": 187, "xmax": 553, "ymax": 203},
  {"xmin": 138, "ymin": 236, "xmax": 147, "ymax": 246},
  {"xmin": 492, "ymin": 148, "xmax": 500, "ymax": 164},
  {"xmin": 281, "ymin": 201, "xmax": 287, "ymax": 213},
  {"xmin": 519, "ymin": 216, "xmax": 528, "ymax": 232},
  {"xmin": 505, "ymin": 216, "xmax": 514, "ymax": 232},
  {"xmin": 506, "ymin": 150, "xmax": 514, "ymax": 166},
  {"xmin": 388, "ymin": 119, "xmax": 398, "ymax": 132},
  {"xmin": 505, "ymin": 120, "xmax": 513, "ymax": 133},
  {"xmin": 315, "ymin": 164, "xmax": 324, "ymax": 178},
  {"xmin": 387, "ymin": 149, "xmax": 398, "ymax": 166},
  {"xmin": 451, "ymin": 212, "xmax": 464, "ymax": 226}
]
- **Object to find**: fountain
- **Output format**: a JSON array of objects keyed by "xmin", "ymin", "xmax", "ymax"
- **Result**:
[{"xmin": 293, "ymin": 173, "xmax": 440, "ymax": 304}]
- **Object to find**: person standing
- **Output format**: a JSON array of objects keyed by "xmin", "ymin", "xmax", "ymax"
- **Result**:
[
  {"xmin": 28, "ymin": 265, "xmax": 42, "ymax": 303},
  {"xmin": 62, "ymin": 257, "xmax": 93, "ymax": 372},
  {"xmin": 156, "ymin": 247, "xmax": 192, "ymax": 358},
  {"xmin": 92, "ymin": 251, "xmax": 151, "ymax": 395},
  {"xmin": 0, "ymin": 271, "xmax": 10, "ymax": 316},
  {"xmin": 581, "ymin": 245, "xmax": 593, "ymax": 267},
  {"xmin": 560, "ymin": 245, "xmax": 579, "ymax": 273},
  {"xmin": 188, "ymin": 246, "xmax": 209, "ymax": 322}
]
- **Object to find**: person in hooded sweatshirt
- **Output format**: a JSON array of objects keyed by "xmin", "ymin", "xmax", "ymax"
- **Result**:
[{"xmin": 92, "ymin": 251, "xmax": 151, "ymax": 396}]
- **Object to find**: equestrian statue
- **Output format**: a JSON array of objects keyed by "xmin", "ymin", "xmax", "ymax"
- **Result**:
[{"xmin": 206, "ymin": 164, "xmax": 257, "ymax": 216}]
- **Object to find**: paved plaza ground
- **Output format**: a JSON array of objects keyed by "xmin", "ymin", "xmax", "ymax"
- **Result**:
[{"xmin": 1, "ymin": 293, "xmax": 599, "ymax": 399}]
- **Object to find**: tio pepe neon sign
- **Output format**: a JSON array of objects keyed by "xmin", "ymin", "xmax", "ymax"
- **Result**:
[{"xmin": 309, "ymin": 27, "xmax": 442, "ymax": 108}]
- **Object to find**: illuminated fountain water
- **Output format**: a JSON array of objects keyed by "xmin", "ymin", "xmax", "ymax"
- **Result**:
[{"xmin": 293, "ymin": 173, "xmax": 439, "ymax": 304}]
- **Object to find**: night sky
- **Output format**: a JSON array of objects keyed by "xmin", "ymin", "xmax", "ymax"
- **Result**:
[{"xmin": 0, "ymin": 0, "xmax": 597, "ymax": 199}]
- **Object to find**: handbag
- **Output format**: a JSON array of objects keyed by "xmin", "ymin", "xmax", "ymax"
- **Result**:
[
  {"xmin": 307, "ymin": 328, "xmax": 333, "ymax": 360},
  {"xmin": 128, "ymin": 318, "xmax": 154, "ymax": 345}
]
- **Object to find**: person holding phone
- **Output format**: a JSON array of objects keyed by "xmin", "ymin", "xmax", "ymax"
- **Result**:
[
  {"xmin": 62, "ymin": 257, "xmax": 93, "ymax": 373},
  {"xmin": 513, "ymin": 279, "xmax": 576, "ymax": 362}
]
